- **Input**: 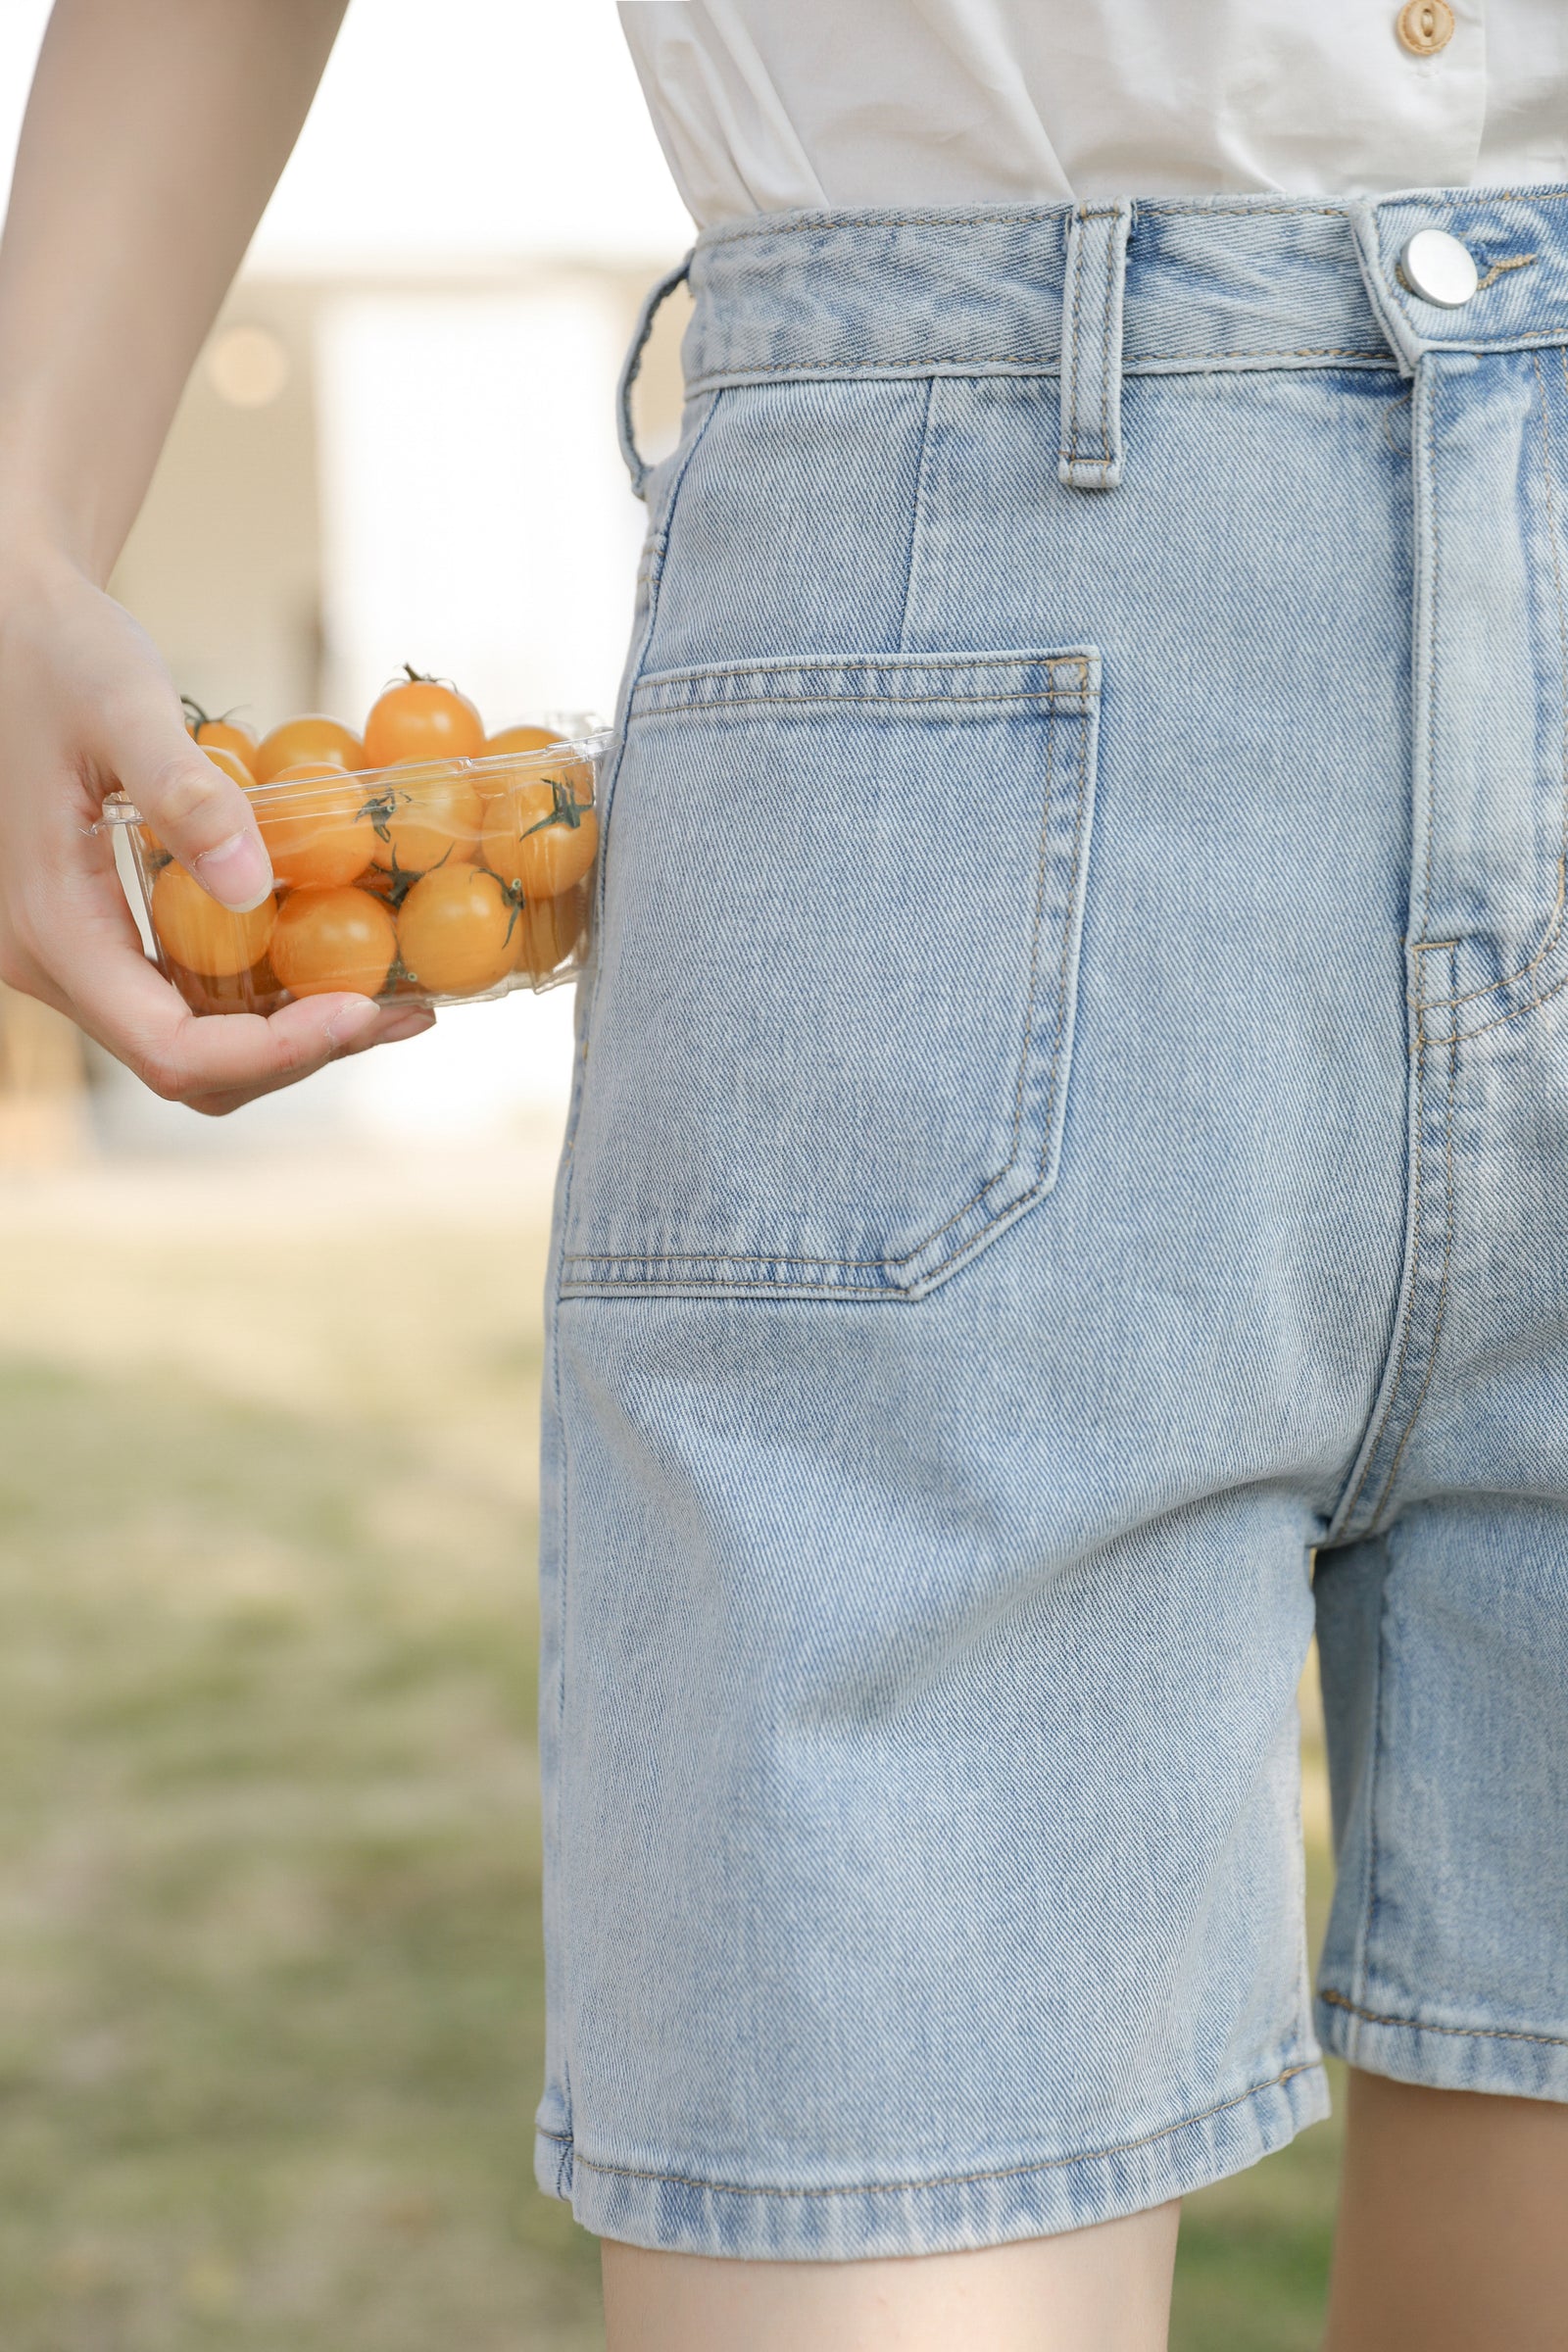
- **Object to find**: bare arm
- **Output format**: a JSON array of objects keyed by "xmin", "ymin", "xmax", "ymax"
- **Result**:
[{"xmin": 0, "ymin": 0, "xmax": 430, "ymax": 1112}]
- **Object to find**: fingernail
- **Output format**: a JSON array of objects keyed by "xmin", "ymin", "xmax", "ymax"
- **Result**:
[
  {"xmin": 323, "ymin": 999, "xmax": 382, "ymax": 1049},
  {"xmin": 193, "ymin": 830, "xmax": 273, "ymax": 911}
]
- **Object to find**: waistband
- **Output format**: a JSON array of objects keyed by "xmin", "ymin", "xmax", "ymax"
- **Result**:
[{"xmin": 674, "ymin": 187, "xmax": 1568, "ymax": 392}]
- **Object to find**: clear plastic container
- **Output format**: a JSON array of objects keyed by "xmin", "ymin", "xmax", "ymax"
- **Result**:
[{"xmin": 101, "ymin": 730, "xmax": 606, "ymax": 1015}]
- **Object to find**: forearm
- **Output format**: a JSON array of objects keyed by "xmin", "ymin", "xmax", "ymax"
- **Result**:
[{"xmin": 0, "ymin": 0, "xmax": 349, "ymax": 584}]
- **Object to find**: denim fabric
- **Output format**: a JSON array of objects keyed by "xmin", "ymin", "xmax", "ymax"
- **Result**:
[{"xmin": 535, "ymin": 188, "xmax": 1568, "ymax": 2260}]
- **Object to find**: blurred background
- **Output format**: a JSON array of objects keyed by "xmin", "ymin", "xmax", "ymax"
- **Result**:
[{"xmin": 0, "ymin": 6, "xmax": 1340, "ymax": 2345}]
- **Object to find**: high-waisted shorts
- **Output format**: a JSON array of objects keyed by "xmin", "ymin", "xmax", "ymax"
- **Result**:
[{"xmin": 533, "ymin": 186, "xmax": 1568, "ymax": 2260}]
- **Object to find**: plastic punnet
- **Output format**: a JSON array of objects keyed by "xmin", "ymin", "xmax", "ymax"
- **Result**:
[{"xmin": 98, "ymin": 730, "xmax": 607, "ymax": 1015}]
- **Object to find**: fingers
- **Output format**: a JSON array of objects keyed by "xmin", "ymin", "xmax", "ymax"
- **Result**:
[
  {"xmin": 182, "ymin": 1003, "xmax": 436, "ymax": 1117},
  {"xmin": 62, "ymin": 918, "xmax": 435, "ymax": 1108},
  {"xmin": 14, "ymin": 848, "xmax": 436, "ymax": 1114},
  {"xmin": 93, "ymin": 685, "xmax": 272, "ymax": 910}
]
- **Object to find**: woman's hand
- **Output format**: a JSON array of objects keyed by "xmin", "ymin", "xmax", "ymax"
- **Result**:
[
  {"xmin": 0, "ymin": 545, "xmax": 431, "ymax": 1116},
  {"xmin": 0, "ymin": 0, "xmax": 372, "ymax": 1112}
]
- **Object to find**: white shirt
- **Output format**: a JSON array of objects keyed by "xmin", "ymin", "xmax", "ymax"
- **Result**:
[{"xmin": 618, "ymin": 1, "xmax": 1568, "ymax": 226}]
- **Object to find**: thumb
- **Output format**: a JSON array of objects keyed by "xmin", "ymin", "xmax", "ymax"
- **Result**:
[{"xmin": 105, "ymin": 686, "xmax": 273, "ymax": 911}]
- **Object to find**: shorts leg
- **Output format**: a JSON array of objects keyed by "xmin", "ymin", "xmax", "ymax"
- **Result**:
[
  {"xmin": 1316, "ymin": 1505, "xmax": 1568, "ymax": 2101},
  {"xmin": 532, "ymin": 212, "xmax": 1422, "ymax": 2260}
]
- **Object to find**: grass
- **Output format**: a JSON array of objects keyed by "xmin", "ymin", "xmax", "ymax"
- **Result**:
[{"xmin": 0, "ymin": 1156, "xmax": 1341, "ymax": 2347}]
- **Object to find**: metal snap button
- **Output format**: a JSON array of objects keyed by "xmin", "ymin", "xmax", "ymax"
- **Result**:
[
  {"xmin": 1397, "ymin": 226, "xmax": 1479, "ymax": 308},
  {"xmin": 1396, "ymin": 0, "xmax": 1454, "ymax": 54}
]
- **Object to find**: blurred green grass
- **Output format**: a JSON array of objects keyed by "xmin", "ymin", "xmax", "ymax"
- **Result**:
[{"xmin": 0, "ymin": 1173, "xmax": 1339, "ymax": 2348}]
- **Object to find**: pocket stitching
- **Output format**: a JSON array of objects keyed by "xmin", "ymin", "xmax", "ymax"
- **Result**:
[
  {"xmin": 562, "ymin": 680, "xmax": 1097, "ymax": 1290},
  {"xmin": 627, "ymin": 687, "xmax": 1089, "ymax": 717}
]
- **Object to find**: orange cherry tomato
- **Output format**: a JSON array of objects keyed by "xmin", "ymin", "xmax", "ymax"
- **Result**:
[
  {"xmin": 197, "ymin": 742, "xmax": 256, "ymax": 791},
  {"xmin": 185, "ymin": 715, "xmax": 259, "ymax": 770},
  {"xmin": 479, "ymin": 768, "xmax": 598, "ymax": 898},
  {"xmin": 363, "ymin": 667, "xmax": 485, "ymax": 767},
  {"xmin": 253, "ymin": 715, "xmax": 366, "ymax": 784},
  {"xmin": 253, "ymin": 761, "xmax": 376, "ymax": 890},
  {"xmin": 514, "ymin": 880, "xmax": 587, "ymax": 980},
  {"xmin": 396, "ymin": 865, "xmax": 518, "ymax": 998},
  {"xmin": 482, "ymin": 722, "xmax": 563, "ymax": 763},
  {"xmin": 363, "ymin": 768, "xmax": 482, "ymax": 876},
  {"xmin": 270, "ymin": 887, "xmax": 397, "ymax": 999},
  {"xmin": 476, "ymin": 725, "xmax": 564, "ymax": 805},
  {"xmin": 151, "ymin": 863, "xmax": 276, "ymax": 978},
  {"xmin": 167, "ymin": 956, "xmax": 284, "ymax": 1017}
]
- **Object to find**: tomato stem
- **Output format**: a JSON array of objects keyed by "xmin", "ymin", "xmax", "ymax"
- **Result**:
[
  {"xmin": 358, "ymin": 786, "xmax": 407, "ymax": 843},
  {"xmin": 519, "ymin": 772, "xmax": 587, "ymax": 838}
]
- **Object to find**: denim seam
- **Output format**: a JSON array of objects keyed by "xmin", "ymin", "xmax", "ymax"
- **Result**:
[
  {"xmin": 1406, "ymin": 858, "xmax": 1568, "ymax": 1008},
  {"xmin": 1039, "ymin": 687, "xmax": 1093, "ymax": 1160},
  {"xmin": 564, "ymin": 703, "xmax": 1087, "ymax": 1280},
  {"xmin": 638, "ymin": 650, "xmax": 1096, "ymax": 683},
  {"xmin": 628, "ymin": 689, "xmax": 1091, "ymax": 718},
  {"xmin": 1333, "ymin": 1003, "xmax": 1432, "ymax": 1532},
  {"xmin": 1354, "ymin": 1543, "xmax": 1395, "ymax": 2008},
  {"xmin": 1369, "ymin": 992, "xmax": 1458, "ymax": 1528},
  {"xmin": 689, "ymin": 202, "xmax": 1355, "ymax": 253},
  {"xmin": 1409, "ymin": 352, "xmax": 1568, "ymax": 1015},
  {"xmin": 544, "ymin": 381, "xmax": 724, "ymax": 2146},
  {"xmin": 1320, "ymin": 1988, "xmax": 1568, "ymax": 2050},
  {"xmin": 1541, "ymin": 348, "xmax": 1568, "ymax": 928},
  {"xmin": 534, "ymin": 2057, "xmax": 1321, "ymax": 2200},
  {"xmin": 1419, "ymin": 361, "xmax": 1440, "ymax": 943},
  {"xmin": 896, "ymin": 377, "xmax": 938, "ymax": 653},
  {"xmin": 1448, "ymin": 952, "xmax": 1568, "ymax": 1037},
  {"xmin": 685, "ymin": 346, "xmax": 1387, "ymax": 393},
  {"xmin": 1098, "ymin": 213, "xmax": 1114, "ymax": 466}
]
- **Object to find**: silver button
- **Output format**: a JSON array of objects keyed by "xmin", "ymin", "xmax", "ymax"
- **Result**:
[{"xmin": 1397, "ymin": 227, "xmax": 1480, "ymax": 308}]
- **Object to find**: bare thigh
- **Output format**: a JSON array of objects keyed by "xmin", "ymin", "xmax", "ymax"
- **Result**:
[
  {"xmin": 600, "ymin": 2202, "xmax": 1181, "ymax": 2352},
  {"xmin": 1325, "ymin": 2071, "xmax": 1568, "ymax": 2352}
]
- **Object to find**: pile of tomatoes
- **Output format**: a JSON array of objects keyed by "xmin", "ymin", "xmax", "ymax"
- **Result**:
[{"xmin": 144, "ymin": 667, "xmax": 599, "ymax": 1012}]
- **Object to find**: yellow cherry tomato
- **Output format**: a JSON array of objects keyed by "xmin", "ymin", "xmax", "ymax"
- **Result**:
[
  {"xmin": 363, "ymin": 768, "xmax": 482, "ymax": 877},
  {"xmin": 485, "ymin": 723, "xmax": 564, "ymax": 757},
  {"xmin": 253, "ymin": 761, "xmax": 376, "ymax": 890},
  {"xmin": 199, "ymin": 742, "xmax": 256, "ymax": 791},
  {"xmin": 479, "ymin": 767, "xmax": 598, "ymax": 898},
  {"xmin": 166, "ymin": 956, "xmax": 283, "ymax": 1017},
  {"xmin": 270, "ymin": 887, "xmax": 397, "ymax": 999},
  {"xmin": 253, "ymin": 715, "xmax": 366, "ymax": 784},
  {"xmin": 397, "ymin": 865, "xmax": 518, "ymax": 998},
  {"xmin": 363, "ymin": 668, "xmax": 485, "ymax": 767},
  {"xmin": 151, "ymin": 863, "xmax": 276, "ymax": 979},
  {"xmin": 476, "ymin": 726, "xmax": 564, "ymax": 806},
  {"xmin": 185, "ymin": 712, "xmax": 259, "ymax": 770},
  {"xmin": 514, "ymin": 880, "xmax": 587, "ymax": 980}
]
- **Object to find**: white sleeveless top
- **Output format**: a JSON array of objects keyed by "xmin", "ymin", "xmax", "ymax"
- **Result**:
[{"xmin": 618, "ymin": 1, "xmax": 1568, "ymax": 226}]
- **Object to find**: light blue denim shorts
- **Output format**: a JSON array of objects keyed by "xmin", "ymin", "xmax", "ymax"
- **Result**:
[{"xmin": 534, "ymin": 188, "xmax": 1568, "ymax": 2260}]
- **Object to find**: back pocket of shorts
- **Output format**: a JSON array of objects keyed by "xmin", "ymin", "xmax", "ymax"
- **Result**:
[{"xmin": 562, "ymin": 648, "xmax": 1101, "ymax": 1301}]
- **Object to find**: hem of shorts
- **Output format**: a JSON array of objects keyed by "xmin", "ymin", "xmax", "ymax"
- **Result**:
[
  {"xmin": 530, "ymin": 2055, "xmax": 1330, "ymax": 2259},
  {"xmin": 1318, "ymin": 1986, "xmax": 1568, "ymax": 2102}
]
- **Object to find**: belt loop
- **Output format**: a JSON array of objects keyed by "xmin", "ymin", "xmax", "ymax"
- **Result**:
[
  {"xmin": 617, "ymin": 254, "xmax": 694, "ymax": 501},
  {"xmin": 1058, "ymin": 200, "xmax": 1134, "ymax": 491}
]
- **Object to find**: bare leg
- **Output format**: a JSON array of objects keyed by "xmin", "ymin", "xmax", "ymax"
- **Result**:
[
  {"xmin": 1324, "ymin": 2068, "xmax": 1568, "ymax": 2352},
  {"xmin": 601, "ymin": 2202, "xmax": 1180, "ymax": 2352}
]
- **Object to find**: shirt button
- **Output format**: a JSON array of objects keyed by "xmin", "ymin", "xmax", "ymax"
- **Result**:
[
  {"xmin": 1396, "ymin": 0, "xmax": 1455, "ymax": 54},
  {"xmin": 1397, "ymin": 227, "xmax": 1480, "ymax": 307}
]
